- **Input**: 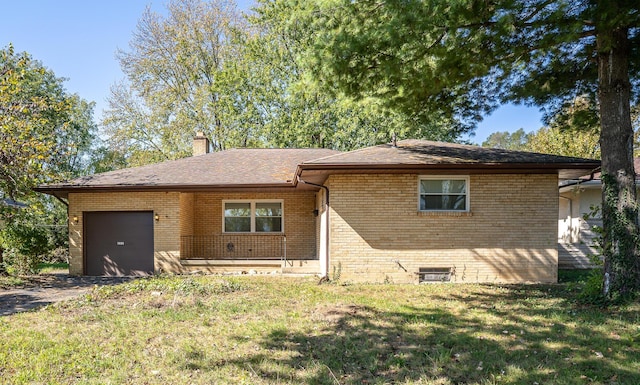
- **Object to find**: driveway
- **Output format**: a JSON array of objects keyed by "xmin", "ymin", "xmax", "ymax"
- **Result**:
[{"xmin": 0, "ymin": 274, "xmax": 132, "ymax": 316}]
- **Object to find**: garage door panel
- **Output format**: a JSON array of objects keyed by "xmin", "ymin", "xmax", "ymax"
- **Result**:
[{"xmin": 84, "ymin": 211, "xmax": 154, "ymax": 276}]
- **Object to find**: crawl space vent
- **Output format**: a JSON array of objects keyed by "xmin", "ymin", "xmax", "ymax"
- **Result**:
[{"xmin": 418, "ymin": 267, "xmax": 452, "ymax": 283}]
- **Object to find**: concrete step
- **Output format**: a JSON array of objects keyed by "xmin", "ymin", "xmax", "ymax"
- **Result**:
[{"xmin": 281, "ymin": 260, "xmax": 320, "ymax": 274}]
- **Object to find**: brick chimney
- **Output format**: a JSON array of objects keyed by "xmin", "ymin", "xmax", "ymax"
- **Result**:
[{"xmin": 193, "ymin": 131, "xmax": 210, "ymax": 156}]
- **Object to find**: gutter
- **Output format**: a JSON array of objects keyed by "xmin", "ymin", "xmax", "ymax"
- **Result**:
[
  {"xmin": 296, "ymin": 178, "xmax": 329, "ymax": 205},
  {"xmin": 558, "ymin": 166, "xmax": 601, "ymax": 190},
  {"xmin": 32, "ymin": 182, "xmax": 299, "ymax": 197},
  {"xmin": 298, "ymin": 162, "xmax": 601, "ymax": 172}
]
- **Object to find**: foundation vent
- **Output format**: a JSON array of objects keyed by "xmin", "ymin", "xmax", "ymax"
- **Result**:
[{"xmin": 418, "ymin": 267, "xmax": 452, "ymax": 283}]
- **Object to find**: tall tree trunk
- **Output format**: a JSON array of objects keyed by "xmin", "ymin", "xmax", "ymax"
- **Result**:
[{"xmin": 597, "ymin": 25, "xmax": 640, "ymax": 299}]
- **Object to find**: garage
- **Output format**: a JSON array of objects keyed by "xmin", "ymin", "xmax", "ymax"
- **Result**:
[{"xmin": 84, "ymin": 211, "xmax": 154, "ymax": 276}]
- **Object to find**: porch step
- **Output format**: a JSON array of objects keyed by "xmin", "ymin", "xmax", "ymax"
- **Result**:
[
  {"xmin": 281, "ymin": 260, "xmax": 320, "ymax": 274},
  {"xmin": 558, "ymin": 243, "xmax": 599, "ymax": 269}
]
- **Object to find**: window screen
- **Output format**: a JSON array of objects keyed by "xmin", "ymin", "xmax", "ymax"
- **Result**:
[{"xmin": 419, "ymin": 178, "xmax": 468, "ymax": 211}]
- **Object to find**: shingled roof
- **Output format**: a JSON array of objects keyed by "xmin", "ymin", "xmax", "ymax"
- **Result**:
[
  {"xmin": 35, "ymin": 148, "xmax": 340, "ymax": 197},
  {"xmin": 36, "ymin": 140, "xmax": 601, "ymax": 198},
  {"xmin": 299, "ymin": 140, "xmax": 600, "ymax": 179}
]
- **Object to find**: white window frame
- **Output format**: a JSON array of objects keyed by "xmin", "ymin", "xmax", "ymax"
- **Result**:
[
  {"xmin": 418, "ymin": 176, "xmax": 470, "ymax": 212},
  {"xmin": 222, "ymin": 199, "xmax": 284, "ymax": 233}
]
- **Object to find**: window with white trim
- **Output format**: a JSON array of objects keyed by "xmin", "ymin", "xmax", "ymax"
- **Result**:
[
  {"xmin": 223, "ymin": 201, "xmax": 283, "ymax": 233},
  {"xmin": 419, "ymin": 177, "xmax": 469, "ymax": 211}
]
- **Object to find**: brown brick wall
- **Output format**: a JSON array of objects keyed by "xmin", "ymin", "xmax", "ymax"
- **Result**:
[
  {"xmin": 327, "ymin": 173, "xmax": 559, "ymax": 283},
  {"xmin": 68, "ymin": 192, "xmax": 182, "ymax": 275},
  {"xmin": 188, "ymin": 191, "xmax": 318, "ymax": 259},
  {"xmin": 180, "ymin": 193, "xmax": 195, "ymax": 237}
]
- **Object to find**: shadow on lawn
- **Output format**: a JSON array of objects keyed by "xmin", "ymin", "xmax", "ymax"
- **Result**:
[{"xmin": 197, "ymin": 285, "xmax": 639, "ymax": 384}]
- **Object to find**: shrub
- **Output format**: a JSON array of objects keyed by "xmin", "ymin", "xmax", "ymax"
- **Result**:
[{"xmin": 0, "ymin": 222, "xmax": 51, "ymax": 274}]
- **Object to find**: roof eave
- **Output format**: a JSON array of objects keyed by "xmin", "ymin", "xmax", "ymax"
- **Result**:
[
  {"xmin": 297, "ymin": 161, "xmax": 600, "ymax": 181},
  {"xmin": 33, "ymin": 182, "xmax": 305, "ymax": 198},
  {"xmin": 299, "ymin": 161, "xmax": 600, "ymax": 170}
]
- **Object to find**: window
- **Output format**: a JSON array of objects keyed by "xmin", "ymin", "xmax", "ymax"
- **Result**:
[
  {"xmin": 224, "ymin": 202, "xmax": 251, "ymax": 232},
  {"xmin": 223, "ymin": 201, "xmax": 282, "ymax": 233},
  {"xmin": 419, "ymin": 177, "xmax": 469, "ymax": 211}
]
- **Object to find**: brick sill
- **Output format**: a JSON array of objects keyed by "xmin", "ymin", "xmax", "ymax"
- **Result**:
[{"xmin": 417, "ymin": 211, "xmax": 473, "ymax": 217}]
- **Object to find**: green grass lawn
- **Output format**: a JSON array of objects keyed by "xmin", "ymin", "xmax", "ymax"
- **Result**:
[{"xmin": 1, "ymin": 275, "xmax": 638, "ymax": 384}]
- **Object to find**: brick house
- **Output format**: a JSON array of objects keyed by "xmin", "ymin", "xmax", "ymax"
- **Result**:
[{"xmin": 35, "ymin": 138, "xmax": 599, "ymax": 283}]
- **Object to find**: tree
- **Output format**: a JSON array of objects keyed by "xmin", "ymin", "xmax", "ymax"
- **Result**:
[
  {"xmin": 481, "ymin": 128, "xmax": 530, "ymax": 151},
  {"xmin": 0, "ymin": 45, "xmax": 96, "ymax": 274},
  {"xmin": 103, "ymin": 0, "xmax": 255, "ymax": 166},
  {"xmin": 305, "ymin": 1, "xmax": 640, "ymax": 300},
  {"xmin": 1, "ymin": 45, "xmax": 88, "ymax": 200},
  {"xmin": 105, "ymin": 0, "xmax": 469, "ymax": 164},
  {"xmin": 525, "ymin": 126, "xmax": 601, "ymax": 159},
  {"xmin": 240, "ymin": 0, "xmax": 469, "ymax": 150},
  {"xmin": 524, "ymin": 101, "xmax": 602, "ymax": 159},
  {"xmin": 483, "ymin": 99, "xmax": 602, "ymax": 158}
]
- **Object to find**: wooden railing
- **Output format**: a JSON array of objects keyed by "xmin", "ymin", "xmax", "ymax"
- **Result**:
[{"xmin": 180, "ymin": 234, "xmax": 286, "ymax": 260}]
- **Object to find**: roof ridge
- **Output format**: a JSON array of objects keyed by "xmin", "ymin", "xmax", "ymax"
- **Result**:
[
  {"xmin": 397, "ymin": 139, "xmax": 598, "ymax": 161},
  {"xmin": 303, "ymin": 142, "xmax": 389, "ymax": 163}
]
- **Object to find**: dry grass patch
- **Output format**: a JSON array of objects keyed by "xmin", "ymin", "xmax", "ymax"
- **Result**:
[{"xmin": 0, "ymin": 276, "xmax": 639, "ymax": 384}]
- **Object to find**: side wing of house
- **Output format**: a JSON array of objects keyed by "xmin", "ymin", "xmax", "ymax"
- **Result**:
[
  {"xmin": 67, "ymin": 190, "xmax": 321, "ymax": 275},
  {"xmin": 68, "ymin": 192, "xmax": 181, "ymax": 276},
  {"xmin": 326, "ymin": 173, "xmax": 559, "ymax": 283}
]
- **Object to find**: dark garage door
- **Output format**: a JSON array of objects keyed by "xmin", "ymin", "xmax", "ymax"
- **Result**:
[{"xmin": 84, "ymin": 211, "xmax": 154, "ymax": 276}]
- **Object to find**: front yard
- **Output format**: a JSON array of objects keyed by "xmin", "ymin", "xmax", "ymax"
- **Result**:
[{"xmin": 0, "ymin": 275, "xmax": 638, "ymax": 384}]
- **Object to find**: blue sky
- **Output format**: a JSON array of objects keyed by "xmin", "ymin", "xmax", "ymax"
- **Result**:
[{"xmin": 0, "ymin": 0, "xmax": 544, "ymax": 144}]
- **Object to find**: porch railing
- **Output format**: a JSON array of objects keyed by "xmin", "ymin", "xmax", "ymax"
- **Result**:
[{"xmin": 180, "ymin": 234, "xmax": 286, "ymax": 261}]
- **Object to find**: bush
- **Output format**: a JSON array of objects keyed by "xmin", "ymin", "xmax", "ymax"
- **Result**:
[{"xmin": 0, "ymin": 222, "xmax": 51, "ymax": 274}]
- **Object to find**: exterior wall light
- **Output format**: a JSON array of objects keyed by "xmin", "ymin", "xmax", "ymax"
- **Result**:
[
  {"xmin": 155, "ymin": 214, "xmax": 160, "ymax": 221},
  {"xmin": 72, "ymin": 216, "xmax": 79, "ymax": 224}
]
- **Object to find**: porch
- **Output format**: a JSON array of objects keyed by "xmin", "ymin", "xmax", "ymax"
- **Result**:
[
  {"xmin": 178, "ymin": 191, "xmax": 323, "ymax": 274},
  {"xmin": 180, "ymin": 234, "xmax": 288, "ymax": 260},
  {"xmin": 179, "ymin": 234, "xmax": 319, "ymax": 274}
]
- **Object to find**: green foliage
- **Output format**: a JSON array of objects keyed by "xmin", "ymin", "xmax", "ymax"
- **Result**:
[
  {"xmin": 481, "ymin": 128, "xmax": 530, "ymax": 151},
  {"xmin": 103, "ymin": 0, "xmax": 469, "ymax": 165},
  {"xmin": 304, "ymin": 0, "xmax": 639, "ymax": 132},
  {"xmin": 102, "ymin": 0, "xmax": 252, "ymax": 166},
  {"xmin": 0, "ymin": 44, "xmax": 95, "ymax": 200},
  {"xmin": 242, "ymin": 0, "xmax": 466, "ymax": 149},
  {"xmin": 35, "ymin": 262, "xmax": 69, "ymax": 274},
  {"xmin": 483, "ymin": 102, "xmax": 601, "ymax": 158},
  {"xmin": 1, "ymin": 44, "xmax": 94, "ymax": 274},
  {"xmin": 525, "ymin": 126, "xmax": 600, "ymax": 158},
  {"xmin": 1, "ymin": 220, "xmax": 51, "ymax": 274},
  {"xmin": 579, "ymin": 268, "xmax": 607, "ymax": 304}
]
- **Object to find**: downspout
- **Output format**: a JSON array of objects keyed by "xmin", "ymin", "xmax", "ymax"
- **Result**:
[{"xmin": 297, "ymin": 177, "xmax": 330, "ymax": 278}]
